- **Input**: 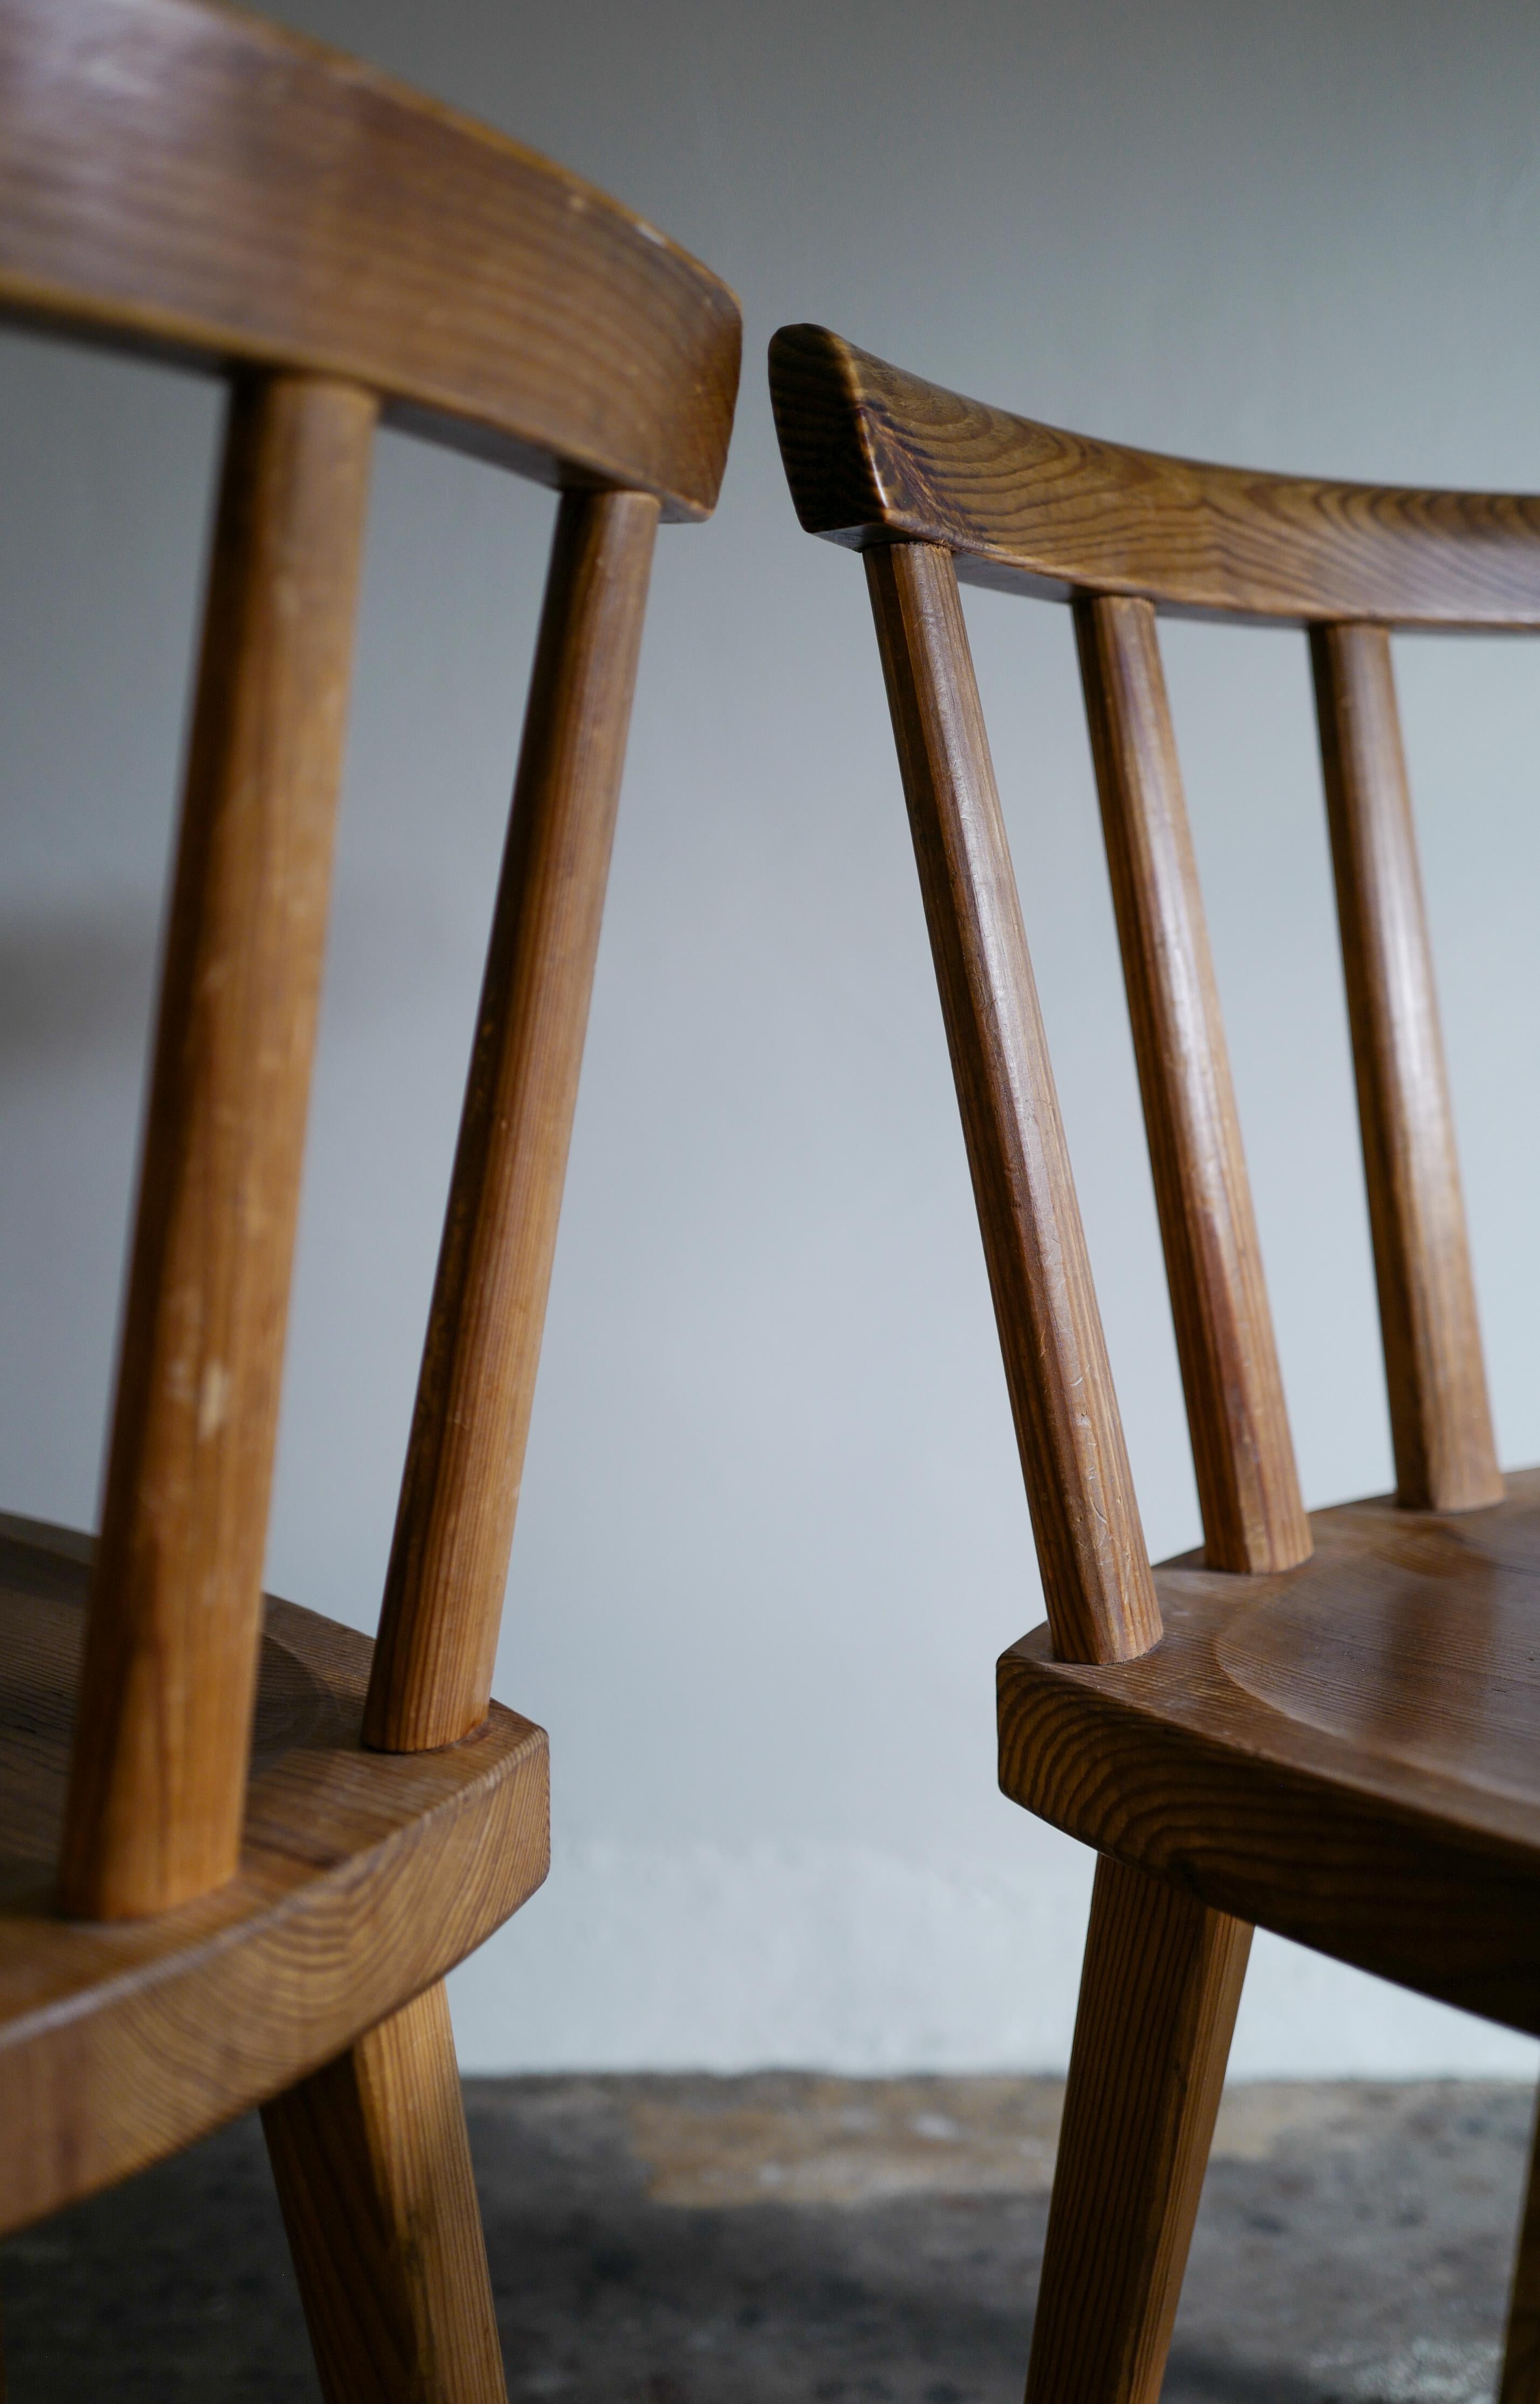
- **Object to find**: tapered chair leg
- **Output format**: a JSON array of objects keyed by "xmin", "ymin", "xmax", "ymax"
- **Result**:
[
  {"xmin": 1500, "ymin": 2087, "xmax": 1540, "ymax": 2403},
  {"xmin": 1025, "ymin": 1854, "xmax": 1252, "ymax": 2404},
  {"xmin": 263, "ymin": 1979, "xmax": 506, "ymax": 2404}
]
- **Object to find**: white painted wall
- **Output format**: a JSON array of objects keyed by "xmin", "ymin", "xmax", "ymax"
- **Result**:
[{"xmin": 5, "ymin": 0, "xmax": 1540, "ymax": 2077}]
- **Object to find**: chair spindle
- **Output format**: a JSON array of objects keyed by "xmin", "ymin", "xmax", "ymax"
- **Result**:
[
  {"xmin": 1076, "ymin": 595, "xmax": 1310, "ymax": 1573},
  {"xmin": 365, "ymin": 486, "xmax": 660, "ymax": 1753},
  {"xmin": 1310, "ymin": 624, "xmax": 1502, "ymax": 1512},
  {"xmin": 865, "ymin": 542, "xmax": 1160, "ymax": 1666},
  {"xmin": 58, "ymin": 373, "xmax": 376, "ymax": 1920}
]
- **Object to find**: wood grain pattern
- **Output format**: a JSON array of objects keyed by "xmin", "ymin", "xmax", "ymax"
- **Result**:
[
  {"xmin": 1076, "ymin": 595, "xmax": 1310, "ymax": 1573},
  {"xmin": 57, "ymin": 373, "xmax": 375, "ymax": 1920},
  {"xmin": 1501, "ymin": 2104, "xmax": 1540, "ymax": 2404},
  {"xmin": 0, "ymin": 1517, "xmax": 547, "ymax": 2240},
  {"xmin": 769, "ymin": 325, "xmax": 1540, "ymax": 626},
  {"xmin": 995, "ymin": 1474, "xmax": 1540, "ymax": 2033},
  {"xmin": 865, "ymin": 542, "xmax": 1159, "ymax": 1665},
  {"xmin": 366, "ymin": 490, "xmax": 658, "ymax": 1753},
  {"xmin": 1023, "ymin": 1855, "xmax": 1251, "ymax": 2404},
  {"xmin": 0, "ymin": 0, "xmax": 739, "ymax": 519},
  {"xmin": 1311, "ymin": 625, "xmax": 1502, "ymax": 1512},
  {"xmin": 264, "ymin": 1980, "xmax": 505, "ymax": 2404}
]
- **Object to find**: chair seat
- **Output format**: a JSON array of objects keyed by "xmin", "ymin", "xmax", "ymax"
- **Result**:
[
  {"xmin": 999, "ymin": 1468, "xmax": 1540, "ymax": 2036},
  {"xmin": 0, "ymin": 1514, "xmax": 548, "ymax": 2238}
]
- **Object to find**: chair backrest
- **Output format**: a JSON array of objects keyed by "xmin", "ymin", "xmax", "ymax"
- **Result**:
[
  {"xmin": 770, "ymin": 323, "xmax": 1515, "ymax": 1669},
  {"xmin": 1, "ymin": 0, "xmax": 739, "ymax": 1920}
]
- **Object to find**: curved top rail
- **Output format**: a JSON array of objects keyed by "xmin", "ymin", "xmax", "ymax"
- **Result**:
[
  {"xmin": 769, "ymin": 324, "xmax": 1540, "ymax": 626},
  {"xmin": 0, "ymin": 0, "xmax": 741, "ymax": 520}
]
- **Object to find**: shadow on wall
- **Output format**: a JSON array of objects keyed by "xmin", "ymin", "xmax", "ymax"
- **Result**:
[
  {"xmin": 0, "ymin": 903, "xmax": 157, "ymax": 1078},
  {"xmin": 0, "ymin": 873, "xmax": 477, "ymax": 1086}
]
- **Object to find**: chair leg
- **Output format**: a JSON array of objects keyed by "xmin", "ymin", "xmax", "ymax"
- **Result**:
[
  {"xmin": 262, "ymin": 1979, "xmax": 506, "ymax": 2404},
  {"xmin": 1500, "ymin": 2086, "xmax": 1540, "ymax": 2404},
  {"xmin": 1025, "ymin": 1853, "xmax": 1252, "ymax": 2404}
]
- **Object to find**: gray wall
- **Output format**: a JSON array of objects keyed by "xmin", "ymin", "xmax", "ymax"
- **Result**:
[{"xmin": 6, "ymin": 0, "xmax": 1540, "ymax": 2074}]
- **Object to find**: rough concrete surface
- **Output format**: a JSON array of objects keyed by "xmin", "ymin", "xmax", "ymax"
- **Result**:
[{"xmin": 1, "ymin": 2076, "xmax": 1532, "ymax": 2401}]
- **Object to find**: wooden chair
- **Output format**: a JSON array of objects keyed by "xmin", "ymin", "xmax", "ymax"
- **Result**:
[
  {"xmin": 0, "ymin": 3, "xmax": 738, "ymax": 2395},
  {"xmin": 770, "ymin": 322, "xmax": 1540, "ymax": 2402}
]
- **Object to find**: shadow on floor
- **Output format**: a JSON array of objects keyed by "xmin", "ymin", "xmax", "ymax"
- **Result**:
[{"xmin": 1, "ymin": 2075, "xmax": 1529, "ymax": 2402}]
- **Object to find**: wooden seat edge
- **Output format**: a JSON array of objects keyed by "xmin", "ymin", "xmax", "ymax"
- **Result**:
[
  {"xmin": 0, "ymin": 1525, "xmax": 550, "ymax": 2235},
  {"xmin": 996, "ymin": 1477, "xmax": 1540, "ymax": 2033}
]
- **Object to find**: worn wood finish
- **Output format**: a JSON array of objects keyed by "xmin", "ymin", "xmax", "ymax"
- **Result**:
[
  {"xmin": 264, "ymin": 1981, "xmax": 505, "ymax": 2404},
  {"xmin": 1311, "ymin": 624, "xmax": 1502, "ymax": 1513},
  {"xmin": 58, "ymin": 374, "xmax": 375, "ymax": 1921},
  {"xmin": 1501, "ymin": 2105, "xmax": 1540, "ymax": 2404},
  {"xmin": 0, "ymin": 1518, "xmax": 547, "ymax": 2239},
  {"xmin": 1025, "ymin": 1857, "xmax": 1251, "ymax": 2404},
  {"xmin": 865, "ymin": 542, "xmax": 1159, "ymax": 1665},
  {"xmin": 995, "ymin": 1473, "xmax": 1540, "ymax": 2032},
  {"xmin": 0, "ymin": 0, "xmax": 739, "ymax": 519},
  {"xmin": 366, "ymin": 489, "xmax": 658, "ymax": 1754},
  {"xmin": 769, "ymin": 325, "xmax": 1540, "ymax": 626},
  {"xmin": 1076, "ymin": 595, "xmax": 1310, "ymax": 1573}
]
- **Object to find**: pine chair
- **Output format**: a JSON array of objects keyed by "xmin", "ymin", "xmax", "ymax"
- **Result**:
[
  {"xmin": 0, "ymin": 4, "xmax": 738, "ymax": 2396},
  {"xmin": 770, "ymin": 322, "xmax": 1540, "ymax": 2403}
]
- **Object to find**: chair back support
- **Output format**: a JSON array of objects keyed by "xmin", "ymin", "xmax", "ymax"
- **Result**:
[
  {"xmin": 0, "ymin": 0, "xmax": 739, "ymax": 1920},
  {"xmin": 0, "ymin": 0, "xmax": 735, "ymax": 517},
  {"xmin": 771, "ymin": 324, "xmax": 1506, "ymax": 1667}
]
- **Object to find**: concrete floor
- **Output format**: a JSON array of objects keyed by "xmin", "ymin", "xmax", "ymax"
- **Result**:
[{"xmin": 2, "ymin": 2075, "xmax": 1532, "ymax": 2402}]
